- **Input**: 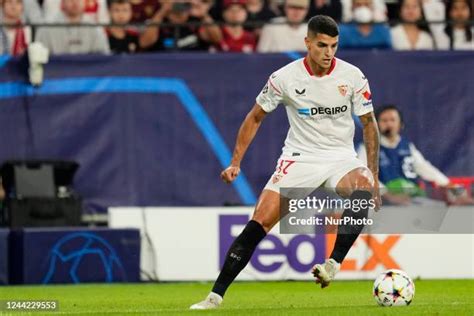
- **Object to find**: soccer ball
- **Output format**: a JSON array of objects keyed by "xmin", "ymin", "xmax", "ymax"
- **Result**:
[{"xmin": 373, "ymin": 269, "xmax": 415, "ymax": 306}]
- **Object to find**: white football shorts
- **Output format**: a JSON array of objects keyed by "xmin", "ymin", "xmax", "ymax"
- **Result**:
[{"xmin": 263, "ymin": 153, "xmax": 368, "ymax": 198}]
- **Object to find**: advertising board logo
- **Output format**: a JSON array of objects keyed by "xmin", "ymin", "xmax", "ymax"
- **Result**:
[
  {"xmin": 220, "ymin": 215, "xmax": 326, "ymax": 273},
  {"xmin": 42, "ymin": 232, "xmax": 127, "ymax": 284},
  {"xmin": 219, "ymin": 215, "xmax": 400, "ymax": 274}
]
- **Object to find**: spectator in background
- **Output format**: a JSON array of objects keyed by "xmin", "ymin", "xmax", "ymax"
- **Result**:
[
  {"xmin": 341, "ymin": 0, "xmax": 386, "ymax": 22},
  {"xmin": 36, "ymin": 0, "xmax": 110, "ymax": 54},
  {"xmin": 257, "ymin": 0, "xmax": 308, "ymax": 52},
  {"xmin": 307, "ymin": 0, "xmax": 342, "ymax": 21},
  {"xmin": 217, "ymin": 0, "xmax": 256, "ymax": 52},
  {"xmin": 106, "ymin": 0, "xmax": 140, "ymax": 53},
  {"xmin": 358, "ymin": 105, "xmax": 473, "ymax": 205},
  {"xmin": 0, "ymin": 0, "xmax": 43, "ymax": 24},
  {"xmin": 130, "ymin": 0, "xmax": 161, "ymax": 23},
  {"xmin": 390, "ymin": 0, "xmax": 434, "ymax": 50},
  {"xmin": 245, "ymin": 0, "xmax": 276, "ymax": 35},
  {"xmin": 0, "ymin": 0, "xmax": 31, "ymax": 56},
  {"xmin": 190, "ymin": 0, "xmax": 221, "ymax": 33},
  {"xmin": 140, "ymin": 0, "xmax": 221, "ymax": 51},
  {"xmin": 434, "ymin": 0, "xmax": 473, "ymax": 50},
  {"xmin": 43, "ymin": 0, "xmax": 110, "ymax": 23},
  {"xmin": 338, "ymin": 0, "xmax": 391, "ymax": 49}
]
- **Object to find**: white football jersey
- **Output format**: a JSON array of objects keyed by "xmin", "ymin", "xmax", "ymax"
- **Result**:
[{"xmin": 256, "ymin": 57, "xmax": 373, "ymax": 158}]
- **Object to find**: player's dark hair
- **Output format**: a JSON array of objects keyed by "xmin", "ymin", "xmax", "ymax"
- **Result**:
[
  {"xmin": 107, "ymin": 0, "xmax": 130, "ymax": 8},
  {"xmin": 376, "ymin": 104, "xmax": 404, "ymax": 126},
  {"xmin": 307, "ymin": 15, "xmax": 339, "ymax": 37},
  {"xmin": 444, "ymin": 0, "xmax": 473, "ymax": 50}
]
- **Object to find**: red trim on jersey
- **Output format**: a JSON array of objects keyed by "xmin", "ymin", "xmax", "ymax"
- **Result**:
[
  {"xmin": 303, "ymin": 57, "xmax": 314, "ymax": 76},
  {"xmin": 303, "ymin": 57, "xmax": 337, "ymax": 77},
  {"xmin": 356, "ymin": 81, "xmax": 369, "ymax": 93},
  {"xmin": 269, "ymin": 78, "xmax": 282, "ymax": 95}
]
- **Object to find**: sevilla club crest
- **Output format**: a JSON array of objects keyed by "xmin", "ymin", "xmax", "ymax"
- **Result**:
[
  {"xmin": 338, "ymin": 85, "xmax": 348, "ymax": 97},
  {"xmin": 272, "ymin": 174, "xmax": 283, "ymax": 184}
]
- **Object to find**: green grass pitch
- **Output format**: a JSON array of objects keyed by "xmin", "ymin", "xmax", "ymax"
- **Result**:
[{"xmin": 0, "ymin": 280, "xmax": 472, "ymax": 315}]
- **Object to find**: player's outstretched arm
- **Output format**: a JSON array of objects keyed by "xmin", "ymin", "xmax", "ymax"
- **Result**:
[
  {"xmin": 221, "ymin": 103, "xmax": 268, "ymax": 184},
  {"xmin": 360, "ymin": 111, "xmax": 382, "ymax": 210}
]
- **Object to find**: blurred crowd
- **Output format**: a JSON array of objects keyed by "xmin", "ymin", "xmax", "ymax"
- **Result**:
[{"xmin": 0, "ymin": 0, "xmax": 472, "ymax": 55}]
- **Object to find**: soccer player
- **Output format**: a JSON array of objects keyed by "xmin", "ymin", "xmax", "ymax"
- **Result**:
[{"xmin": 190, "ymin": 15, "xmax": 381, "ymax": 310}]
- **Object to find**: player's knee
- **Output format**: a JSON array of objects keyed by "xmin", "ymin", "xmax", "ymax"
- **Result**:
[
  {"xmin": 353, "ymin": 173, "xmax": 374, "ymax": 192},
  {"xmin": 350, "ymin": 168, "xmax": 374, "ymax": 192}
]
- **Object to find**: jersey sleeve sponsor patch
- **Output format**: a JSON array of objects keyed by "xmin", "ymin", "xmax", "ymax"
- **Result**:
[{"xmin": 352, "ymin": 69, "xmax": 373, "ymax": 116}]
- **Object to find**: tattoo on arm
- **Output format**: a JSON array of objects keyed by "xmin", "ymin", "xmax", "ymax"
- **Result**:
[{"xmin": 360, "ymin": 112, "xmax": 380, "ymax": 177}]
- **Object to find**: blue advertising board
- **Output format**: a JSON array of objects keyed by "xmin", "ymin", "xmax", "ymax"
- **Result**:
[{"xmin": 8, "ymin": 228, "xmax": 140, "ymax": 284}]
